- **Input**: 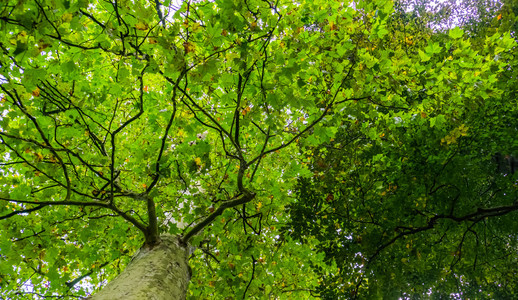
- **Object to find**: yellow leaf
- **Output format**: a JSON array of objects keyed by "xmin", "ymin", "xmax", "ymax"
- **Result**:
[
  {"xmin": 447, "ymin": 136, "xmax": 456, "ymax": 144},
  {"xmin": 183, "ymin": 42, "xmax": 194, "ymax": 53},
  {"xmin": 135, "ymin": 22, "xmax": 148, "ymax": 31},
  {"xmin": 191, "ymin": 22, "xmax": 201, "ymax": 32},
  {"xmin": 194, "ymin": 157, "xmax": 202, "ymax": 166},
  {"xmin": 17, "ymin": 31, "xmax": 28, "ymax": 43},
  {"xmin": 256, "ymin": 202, "xmax": 262, "ymax": 211},
  {"xmin": 62, "ymin": 13, "xmax": 73, "ymax": 23},
  {"xmin": 180, "ymin": 111, "xmax": 192, "ymax": 119}
]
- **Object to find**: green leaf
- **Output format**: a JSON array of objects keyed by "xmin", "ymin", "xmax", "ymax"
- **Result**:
[
  {"xmin": 21, "ymin": 68, "xmax": 47, "ymax": 90},
  {"xmin": 418, "ymin": 50, "xmax": 431, "ymax": 62},
  {"xmin": 448, "ymin": 27, "xmax": 464, "ymax": 39},
  {"xmin": 377, "ymin": 25, "xmax": 389, "ymax": 39},
  {"xmin": 425, "ymin": 42, "xmax": 443, "ymax": 55}
]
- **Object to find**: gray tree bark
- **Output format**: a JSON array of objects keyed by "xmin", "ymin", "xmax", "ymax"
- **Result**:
[{"xmin": 89, "ymin": 235, "xmax": 191, "ymax": 300}]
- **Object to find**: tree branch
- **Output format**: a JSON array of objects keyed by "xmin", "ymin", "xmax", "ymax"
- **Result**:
[{"xmin": 182, "ymin": 191, "xmax": 256, "ymax": 243}]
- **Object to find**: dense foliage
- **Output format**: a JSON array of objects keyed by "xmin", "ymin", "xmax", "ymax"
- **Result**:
[
  {"xmin": 0, "ymin": 0, "xmax": 516, "ymax": 299},
  {"xmin": 286, "ymin": 0, "xmax": 518, "ymax": 298}
]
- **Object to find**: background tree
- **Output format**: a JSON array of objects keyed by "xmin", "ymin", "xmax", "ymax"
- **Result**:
[
  {"xmin": 285, "ymin": 0, "xmax": 518, "ymax": 298},
  {"xmin": 0, "ymin": 0, "xmax": 515, "ymax": 299}
]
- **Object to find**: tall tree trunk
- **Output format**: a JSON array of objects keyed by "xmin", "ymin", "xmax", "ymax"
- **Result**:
[{"xmin": 89, "ymin": 235, "xmax": 191, "ymax": 300}]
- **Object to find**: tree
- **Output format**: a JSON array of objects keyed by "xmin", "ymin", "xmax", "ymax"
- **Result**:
[
  {"xmin": 286, "ymin": 1, "xmax": 518, "ymax": 298},
  {"xmin": 0, "ymin": 0, "xmax": 515, "ymax": 299}
]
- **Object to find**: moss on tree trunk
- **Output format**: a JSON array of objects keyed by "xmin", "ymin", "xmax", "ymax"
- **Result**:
[{"xmin": 89, "ymin": 235, "xmax": 191, "ymax": 300}]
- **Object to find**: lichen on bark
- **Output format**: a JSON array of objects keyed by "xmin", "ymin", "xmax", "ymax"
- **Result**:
[{"xmin": 89, "ymin": 235, "xmax": 191, "ymax": 300}]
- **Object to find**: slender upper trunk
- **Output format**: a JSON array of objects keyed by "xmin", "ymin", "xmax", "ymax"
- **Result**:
[{"xmin": 89, "ymin": 235, "xmax": 191, "ymax": 300}]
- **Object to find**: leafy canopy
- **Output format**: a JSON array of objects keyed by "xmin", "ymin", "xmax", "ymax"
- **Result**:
[
  {"xmin": 0, "ymin": 0, "xmax": 516, "ymax": 299},
  {"xmin": 286, "ymin": 1, "xmax": 518, "ymax": 298}
]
